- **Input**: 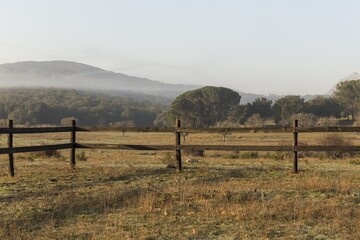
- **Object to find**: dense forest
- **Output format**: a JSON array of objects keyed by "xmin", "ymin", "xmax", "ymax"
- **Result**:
[{"xmin": 0, "ymin": 88, "xmax": 164, "ymax": 127}]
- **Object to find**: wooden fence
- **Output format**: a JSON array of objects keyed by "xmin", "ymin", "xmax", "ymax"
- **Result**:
[{"xmin": 1, "ymin": 119, "xmax": 360, "ymax": 177}]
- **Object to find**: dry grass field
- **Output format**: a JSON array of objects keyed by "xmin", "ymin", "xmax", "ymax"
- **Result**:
[{"xmin": 0, "ymin": 131, "xmax": 360, "ymax": 239}]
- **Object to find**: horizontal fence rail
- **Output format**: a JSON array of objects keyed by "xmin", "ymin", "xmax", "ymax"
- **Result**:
[
  {"xmin": 76, "ymin": 144, "xmax": 293, "ymax": 152},
  {"xmin": 0, "ymin": 127, "xmax": 76, "ymax": 134},
  {"xmin": 2, "ymin": 126, "xmax": 360, "ymax": 135},
  {"xmin": 2, "ymin": 118, "xmax": 360, "ymax": 177},
  {"xmin": 2, "ymin": 143, "xmax": 359, "ymax": 155},
  {"xmin": 294, "ymin": 126, "xmax": 360, "ymax": 133},
  {"xmin": 77, "ymin": 144, "xmax": 175, "ymax": 151},
  {"xmin": 0, "ymin": 144, "xmax": 73, "ymax": 155},
  {"xmin": 178, "ymin": 126, "xmax": 360, "ymax": 133},
  {"xmin": 81, "ymin": 127, "xmax": 174, "ymax": 133},
  {"xmin": 80, "ymin": 126, "xmax": 360, "ymax": 133}
]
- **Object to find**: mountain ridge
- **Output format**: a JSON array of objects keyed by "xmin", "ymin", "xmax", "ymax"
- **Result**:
[
  {"xmin": 0, "ymin": 60, "xmax": 324, "ymax": 103},
  {"xmin": 0, "ymin": 60, "xmax": 199, "ymax": 98}
]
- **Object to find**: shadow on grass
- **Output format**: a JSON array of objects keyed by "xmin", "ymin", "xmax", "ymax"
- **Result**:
[
  {"xmin": 0, "ymin": 167, "xmax": 172, "ymax": 204},
  {"xmin": 0, "ymin": 165, "xmax": 290, "ymax": 237},
  {"xmin": 0, "ymin": 167, "xmax": 174, "ymax": 236},
  {"xmin": 101, "ymin": 167, "xmax": 171, "ymax": 183},
  {"xmin": 192, "ymin": 165, "xmax": 289, "ymax": 184},
  {"xmin": 0, "ymin": 185, "xmax": 148, "ymax": 236}
]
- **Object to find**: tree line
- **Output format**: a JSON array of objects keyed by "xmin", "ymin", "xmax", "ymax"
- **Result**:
[
  {"xmin": 165, "ymin": 81, "xmax": 360, "ymax": 127},
  {"xmin": 0, "ymin": 79, "xmax": 358, "ymax": 128},
  {"xmin": 0, "ymin": 88, "xmax": 163, "ymax": 127}
]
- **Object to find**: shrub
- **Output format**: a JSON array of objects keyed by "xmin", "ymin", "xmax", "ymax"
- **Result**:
[
  {"xmin": 291, "ymin": 113, "xmax": 317, "ymax": 127},
  {"xmin": 245, "ymin": 114, "xmax": 266, "ymax": 127},
  {"xmin": 160, "ymin": 152, "xmax": 175, "ymax": 165},
  {"xmin": 35, "ymin": 150, "xmax": 62, "ymax": 158},
  {"xmin": 60, "ymin": 117, "xmax": 78, "ymax": 126},
  {"xmin": 223, "ymin": 152, "xmax": 239, "ymax": 159},
  {"xmin": 0, "ymin": 119, "xmax": 7, "ymax": 127},
  {"xmin": 318, "ymin": 133, "xmax": 353, "ymax": 159},
  {"xmin": 76, "ymin": 151, "xmax": 88, "ymax": 161},
  {"xmin": 263, "ymin": 152, "xmax": 292, "ymax": 160},
  {"xmin": 297, "ymin": 142, "xmax": 318, "ymax": 158},
  {"xmin": 238, "ymin": 151, "xmax": 259, "ymax": 159},
  {"xmin": 223, "ymin": 151, "xmax": 259, "ymax": 159},
  {"xmin": 298, "ymin": 151, "xmax": 318, "ymax": 158},
  {"xmin": 316, "ymin": 117, "xmax": 338, "ymax": 127},
  {"xmin": 349, "ymin": 159, "xmax": 360, "ymax": 165},
  {"xmin": 214, "ymin": 120, "xmax": 239, "ymax": 127},
  {"xmin": 183, "ymin": 149, "xmax": 205, "ymax": 157},
  {"xmin": 17, "ymin": 153, "xmax": 36, "ymax": 161},
  {"xmin": 110, "ymin": 120, "xmax": 135, "ymax": 127}
]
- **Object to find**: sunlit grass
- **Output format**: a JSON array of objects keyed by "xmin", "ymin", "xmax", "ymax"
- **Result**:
[{"xmin": 0, "ymin": 131, "xmax": 359, "ymax": 239}]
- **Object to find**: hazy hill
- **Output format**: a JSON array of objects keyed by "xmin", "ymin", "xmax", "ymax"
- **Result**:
[
  {"xmin": 237, "ymin": 92, "xmax": 320, "ymax": 104},
  {"xmin": 327, "ymin": 72, "xmax": 360, "ymax": 95},
  {"xmin": 0, "ymin": 61, "xmax": 199, "ymax": 99},
  {"xmin": 340, "ymin": 72, "xmax": 360, "ymax": 81},
  {"xmin": 0, "ymin": 60, "xmax": 323, "ymax": 104}
]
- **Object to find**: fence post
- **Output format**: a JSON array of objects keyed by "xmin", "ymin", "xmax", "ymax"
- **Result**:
[
  {"xmin": 8, "ymin": 119, "xmax": 14, "ymax": 177},
  {"xmin": 71, "ymin": 120, "xmax": 76, "ymax": 168},
  {"xmin": 175, "ymin": 118, "xmax": 182, "ymax": 172},
  {"xmin": 293, "ymin": 119, "xmax": 298, "ymax": 174}
]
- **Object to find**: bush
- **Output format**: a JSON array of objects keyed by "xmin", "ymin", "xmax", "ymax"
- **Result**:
[
  {"xmin": 316, "ymin": 117, "xmax": 338, "ymax": 127},
  {"xmin": 60, "ymin": 117, "xmax": 78, "ymax": 126},
  {"xmin": 263, "ymin": 152, "xmax": 292, "ymax": 160},
  {"xmin": 245, "ymin": 114, "xmax": 266, "ymax": 127},
  {"xmin": 18, "ymin": 150, "xmax": 64, "ymax": 160},
  {"xmin": 318, "ymin": 133, "xmax": 353, "ymax": 159},
  {"xmin": 34, "ymin": 150, "xmax": 63, "ymax": 158},
  {"xmin": 223, "ymin": 152, "xmax": 239, "ymax": 159},
  {"xmin": 0, "ymin": 119, "xmax": 7, "ymax": 127},
  {"xmin": 223, "ymin": 151, "xmax": 259, "ymax": 159},
  {"xmin": 291, "ymin": 113, "xmax": 317, "ymax": 127},
  {"xmin": 298, "ymin": 151, "xmax": 318, "ymax": 158},
  {"xmin": 76, "ymin": 151, "xmax": 88, "ymax": 161},
  {"xmin": 214, "ymin": 120, "xmax": 239, "ymax": 128},
  {"xmin": 17, "ymin": 153, "xmax": 36, "ymax": 161},
  {"xmin": 349, "ymin": 159, "xmax": 360, "ymax": 165},
  {"xmin": 160, "ymin": 152, "xmax": 175, "ymax": 165},
  {"xmin": 110, "ymin": 120, "xmax": 135, "ymax": 127},
  {"xmin": 183, "ymin": 149, "xmax": 205, "ymax": 157},
  {"xmin": 238, "ymin": 151, "xmax": 259, "ymax": 159}
]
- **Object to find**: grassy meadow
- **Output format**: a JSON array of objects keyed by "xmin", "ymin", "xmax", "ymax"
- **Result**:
[{"xmin": 0, "ymin": 131, "xmax": 360, "ymax": 239}]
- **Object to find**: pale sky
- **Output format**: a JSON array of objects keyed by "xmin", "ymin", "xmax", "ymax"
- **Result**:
[{"xmin": 1, "ymin": 0, "xmax": 359, "ymax": 95}]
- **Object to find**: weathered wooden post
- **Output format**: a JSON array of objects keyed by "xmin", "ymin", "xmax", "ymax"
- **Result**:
[
  {"xmin": 8, "ymin": 119, "xmax": 14, "ymax": 177},
  {"xmin": 71, "ymin": 119, "xmax": 76, "ymax": 168},
  {"xmin": 175, "ymin": 118, "xmax": 182, "ymax": 172},
  {"xmin": 293, "ymin": 119, "xmax": 298, "ymax": 174}
]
